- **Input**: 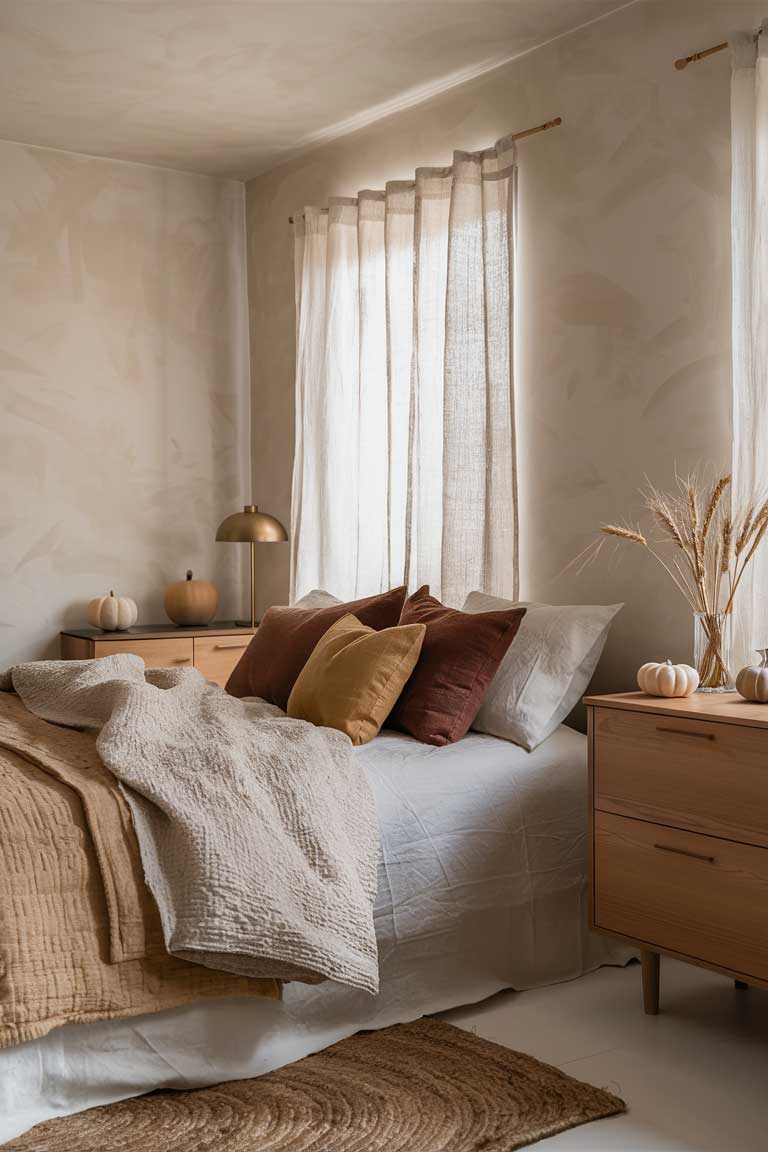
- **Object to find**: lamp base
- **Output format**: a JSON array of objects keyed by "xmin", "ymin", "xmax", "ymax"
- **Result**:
[{"xmin": 235, "ymin": 619, "xmax": 259, "ymax": 630}]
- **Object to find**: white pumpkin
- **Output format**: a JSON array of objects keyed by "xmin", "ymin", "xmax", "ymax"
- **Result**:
[
  {"xmin": 87, "ymin": 591, "xmax": 138, "ymax": 632},
  {"xmin": 637, "ymin": 659, "xmax": 699, "ymax": 698},
  {"xmin": 736, "ymin": 650, "xmax": 768, "ymax": 703}
]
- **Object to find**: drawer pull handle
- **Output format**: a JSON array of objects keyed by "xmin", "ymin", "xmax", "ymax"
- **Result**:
[
  {"xmin": 655, "ymin": 725, "xmax": 715, "ymax": 741},
  {"xmin": 173, "ymin": 657, "xmax": 191, "ymax": 664},
  {"xmin": 654, "ymin": 842, "xmax": 715, "ymax": 864},
  {"xmin": 213, "ymin": 642, "xmax": 249, "ymax": 650}
]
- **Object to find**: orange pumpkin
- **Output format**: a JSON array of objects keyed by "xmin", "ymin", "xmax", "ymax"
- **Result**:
[{"xmin": 164, "ymin": 570, "xmax": 218, "ymax": 627}]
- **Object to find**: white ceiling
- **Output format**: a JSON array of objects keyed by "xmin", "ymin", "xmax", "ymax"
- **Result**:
[{"xmin": 0, "ymin": 0, "xmax": 629, "ymax": 179}]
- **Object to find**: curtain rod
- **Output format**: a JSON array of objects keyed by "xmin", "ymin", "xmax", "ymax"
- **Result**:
[
  {"xmin": 507, "ymin": 114, "xmax": 562, "ymax": 142},
  {"xmin": 288, "ymin": 115, "xmax": 562, "ymax": 223},
  {"xmin": 674, "ymin": 29, "xmax": 762, "ymax": 70},
  {"xmin": 674, "ymin": 41, "xmax": 729, "ymax": 69}
]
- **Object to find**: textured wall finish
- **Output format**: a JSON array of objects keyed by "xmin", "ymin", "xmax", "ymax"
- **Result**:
[
  {"xmin": 0, "ymin": 142, "xmax": 250, "ymax": 664},
  {"xmin": 245, "ymin": 0, "xmax": 762, "ymax": 696},
  {"xmin": 0, "ymin": 1, "xmax": 626, "ymax": 177}
]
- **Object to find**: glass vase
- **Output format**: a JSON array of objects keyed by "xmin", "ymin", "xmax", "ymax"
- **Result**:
[{"xmin": 693, "ymin": 611, "xmax": 732, "ymax": 692}]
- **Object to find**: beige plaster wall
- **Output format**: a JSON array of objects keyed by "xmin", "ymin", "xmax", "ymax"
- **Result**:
[
  {"xmin": 0, "ymin": 142, "xmax": 251, "ymax": 664},
  {"xmin": 245, "ymin": 0, "xmax": 763, "ymax": 695}
]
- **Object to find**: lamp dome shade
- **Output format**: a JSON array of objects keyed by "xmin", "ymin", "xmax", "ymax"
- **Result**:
[{"xmin": 215, "ymin": 505, "xmax": 288, "ymax": 543}]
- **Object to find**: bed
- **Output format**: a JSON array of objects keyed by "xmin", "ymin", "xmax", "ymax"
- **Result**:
[{"xmin": 0, "ymin": 721, "xmax": 632, "ymax": 1145}]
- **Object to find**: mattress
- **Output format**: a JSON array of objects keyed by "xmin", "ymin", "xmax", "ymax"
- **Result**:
[{"xmin": 0, "ymin": 724, "xmax": 632, "ymax": 1144}]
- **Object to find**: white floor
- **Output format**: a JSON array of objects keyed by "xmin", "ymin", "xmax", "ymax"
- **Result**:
[{"xmin": 441, "ymin": 958, "xmax": 768, "ymax": 1151}]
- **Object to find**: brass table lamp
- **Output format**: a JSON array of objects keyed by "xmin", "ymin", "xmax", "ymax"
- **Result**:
[{"xmin": 215, "ymin": 504, "xmax": 288, "ymax": 628}]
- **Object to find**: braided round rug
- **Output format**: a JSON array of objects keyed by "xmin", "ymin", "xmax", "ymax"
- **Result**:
[{"xmin": 7, "ymin": 1017, "xmax": 625, "ymax": 1151}]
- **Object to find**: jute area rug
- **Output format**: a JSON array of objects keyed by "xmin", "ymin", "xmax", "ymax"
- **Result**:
[{"xmin": 7, "ymin": 1018, "xmax": 625, "ymax": 1151}]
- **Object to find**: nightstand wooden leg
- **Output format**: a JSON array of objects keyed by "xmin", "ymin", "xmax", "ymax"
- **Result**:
[
  {"xmin": 735, "ymin": 979, "xmax": 749, "ymax": 990},
  {"xmin": 641, "ymin": 950, "xmax": 660, "ymax": 1014}
]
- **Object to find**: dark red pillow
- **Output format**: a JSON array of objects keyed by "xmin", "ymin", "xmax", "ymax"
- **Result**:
[
  {"xmin": 226, "ymin": 586, "xmax": 407, "ymax": 709},
  {"xmin": 387, "ymin": 586, "xmax": 525, "ymax": 746}
]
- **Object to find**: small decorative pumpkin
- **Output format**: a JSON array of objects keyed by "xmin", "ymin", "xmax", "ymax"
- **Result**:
[
  {"xmin": 164, "ymin": 570, "xmax": 218, "ymax": 627},
  {"xmin": 637, "ymin": 659, "xmax": 699, "ymax": 698},
  {"xmin": 736, "ymin": 650, "xmax": 768, "ymax": 702},
  {"xmin": 87, "ymin": 591, "xmax": 138, "ymax": 632}
]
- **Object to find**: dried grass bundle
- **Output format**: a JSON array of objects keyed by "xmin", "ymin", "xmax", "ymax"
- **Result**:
[{"xmin": 595, "ymin": 472, "xmax": 768, "ymax": 688}]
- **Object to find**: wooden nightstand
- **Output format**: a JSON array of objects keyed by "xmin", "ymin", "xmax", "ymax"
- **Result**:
[
  {"xmin": 585, "ymin": 691, "xmax": 768, "ymax": 1014},
  {"xmin": 60, "ymin": 624, "xmax": 256, "ymax": 687}
]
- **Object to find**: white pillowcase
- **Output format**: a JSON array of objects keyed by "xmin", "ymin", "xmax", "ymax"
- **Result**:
[
  {"xmin": 462, "ymin": 592, "xmax": 622, "ymax": 751},
  {"xmin": 292, "ymin": 589, "xmax": 341, "ymax": 609}
]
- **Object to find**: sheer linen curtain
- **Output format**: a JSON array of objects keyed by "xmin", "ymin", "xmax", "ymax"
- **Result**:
[
  {"xmin": 731, "ymin": 23, "xmax": 768, "ymax": 670},
  {"xmin": 291, "ymin": 136, "xmax": 518, "ymax": 606}
]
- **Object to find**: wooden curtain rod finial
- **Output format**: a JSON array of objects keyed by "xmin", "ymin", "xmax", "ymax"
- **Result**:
[
  {"xmin": 288, "ymin": 116, "xmax": 562, "ymax": 222},
  {"xmin": 508, "ymin": 115, "xmax": 562, "ymax": 142},
  {"xmin": 674, "ymin": 40, "xmax": 729, "ymax": 69}
]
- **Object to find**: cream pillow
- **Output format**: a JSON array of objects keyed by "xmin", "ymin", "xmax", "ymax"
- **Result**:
[
  {"xmin": 462, "ymin": 592, "xmax": 622, "ymax": 751},
  {"xmin": 287, "ymin": 613, "xmax": 425, "ymax": 746},
  {"xmin": 292, "ymin": 589, "xmax": 341, "ymax": 609}
]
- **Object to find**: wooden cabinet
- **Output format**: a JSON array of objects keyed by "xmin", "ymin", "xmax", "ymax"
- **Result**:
[
  {"xmin": 595, "ymin": 811, "xmax": 768, "ymax": 982},
  {"xmin": 586, "ymin": 691, "xmax": 768, "ymax": 1013},
  {"xmin": 193, "ymin": 635, "xmax": 252, "ymax": 685},
  {"xmin": 93, "ymin": 637, "xmax": 194, "ymax": 668},
  {"xmin": 592, "ymin": 706, "xmax": 768, "ymax": 847},
  {"xmin": 61, "ymin": 624, "xmax": 255, "ymax": 687}
]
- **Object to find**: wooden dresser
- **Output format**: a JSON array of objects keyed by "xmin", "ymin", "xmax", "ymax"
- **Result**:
[
  {"xmin": 60, "ymin": 624, "xmax": 255, "ymax": 687},
  {"xmin": 586, "ymin": 691, "xmax": 768, "ymax": 1013}
]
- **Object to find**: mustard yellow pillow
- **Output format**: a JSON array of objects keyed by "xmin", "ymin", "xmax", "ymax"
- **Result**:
[{"xmin": 286, "ymin": 613, "xmax": 426, "ymax": 746}]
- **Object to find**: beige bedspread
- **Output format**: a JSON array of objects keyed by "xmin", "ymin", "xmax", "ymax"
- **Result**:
[
  {"xmin": 0, "ymin": 694, "xmax": 278, "ymax": 1050},
  {"xmin": 5, "ymin": 655, "xmax": 380, "ymax": 995}
]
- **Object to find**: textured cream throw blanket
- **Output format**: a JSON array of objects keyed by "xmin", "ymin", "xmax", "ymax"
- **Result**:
[{"xmin": 2, "ymin": 655, "xmax": 380, "ymax": 994}]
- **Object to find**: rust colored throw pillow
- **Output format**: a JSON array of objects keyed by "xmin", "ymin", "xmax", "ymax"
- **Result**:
[
  {"xmin": 225, "ymin": 586, "xmax": 407, "ymax": 709},
  {"xmin": 388, "ymin": 586, "xmax": 526, "ymax": 746}
]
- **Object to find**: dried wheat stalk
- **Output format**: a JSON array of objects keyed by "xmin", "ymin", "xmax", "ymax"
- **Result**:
[
  {"xmin": 601, "ymin": 525, "xmax": 647, "ymax": 545},
  {"xmin": 596, "ymin": 472, "xmax": 768, "ymax": 688}
]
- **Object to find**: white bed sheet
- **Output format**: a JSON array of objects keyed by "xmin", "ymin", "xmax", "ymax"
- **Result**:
[{"xmin": 0, "ymin": 725, "xmax": 632, "ymax": 1144}]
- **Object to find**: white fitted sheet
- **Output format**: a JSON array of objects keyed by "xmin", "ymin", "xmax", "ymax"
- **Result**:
[{"xmin": 0, "ymin": 725, "xmax": 632, "ymax": 1144}]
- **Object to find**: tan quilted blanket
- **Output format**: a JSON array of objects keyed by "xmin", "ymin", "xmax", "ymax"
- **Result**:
[
  {"xmin": 0, "ymin": 694, "xmax": 278, "ymax": 1050},
  {"xmin": 4, "ymin": 655, "xmax": 380, "ymax": 995}
]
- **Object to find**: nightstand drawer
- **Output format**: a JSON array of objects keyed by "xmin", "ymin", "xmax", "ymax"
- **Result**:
[
  {"xmin": 194, "ymin": 635, "xmax": 252, "ymax": 686},
  {"xmin": 94, "ymin": 637, "xmax": 194, "ymax": 668},
  {"xmin": 593, "ymin": 706, "xmax": 768, "ymax": 848},
  {"xmin": 594, "ymin": 811, "xmax": 768, "ymax": 981}
]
